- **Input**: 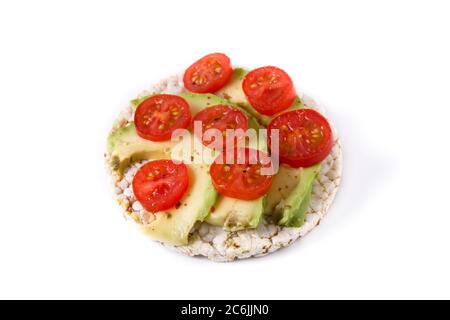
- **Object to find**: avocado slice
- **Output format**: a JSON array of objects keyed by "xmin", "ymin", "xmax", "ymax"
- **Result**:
[
  {"xmin": 216, "ymin": 68, "xmax": 305, "ymax": 126},
  {"xmin": 265, "ymin": 164, "xmax": 320, "ymax": 227},
  {"xmin": 206, "ymin": 196, "xmax": 266, "ymax": 231},
  {"xmin": 216, "ymin": 67, "xmax": 248, "ymax": 105},
  {"xmin": 179, "ymin": 92, "xmax": 233, "ymax": 114},
  {"xmin": 205, "ymin": 114, "xmax": 267, "ymax": 231},
  {"xmin": 107, "ymin": 123, "xmax": 176, "ymax": 176},
  {"xmin": 280, "ymin": 183, "xmax": 313, "ymax": 227},
  {"xmin": 140, "ymin": 159, "xmax": 218, "ymax": 246}
]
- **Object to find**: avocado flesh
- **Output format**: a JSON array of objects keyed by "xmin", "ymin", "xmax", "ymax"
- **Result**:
[
  {"xmin": 205, "ymin": 114, "xmax": 267, "ymax": 231},
  {"xmin": 141, "ymin": 159, "xmax": 218, "ymax": 246},
  {"xmin": 179, "ymin": 92, "xmax": 235, "ymax": 114},
  {"xmin": 178, "ymin": 92, "xmax": 267, "ymax": 231},
  {"xmin": 107, "ymin": 124, "xmax": 176, "ymax": 176},
  {"xmin": 206, "ymin": 196, "xmax": 265, "ymax": 231},
  {"xmin": 279, "ymin": 183, "xmax": 313, "ymax": 227},
  {"xmin": 265, "ymin": 164, "xmax": 320, "ymax": 227},
  {"xmin": 217, "ymin": 68, "xmax": 305, "ymax": 126},
  {"xmin": 216, "ymin": 68, "xmax": 248, "ymax": 105}
]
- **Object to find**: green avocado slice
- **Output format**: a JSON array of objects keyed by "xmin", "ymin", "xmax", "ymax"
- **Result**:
[
  {"xmin": 140, "ymin": 159, "xmax": 218, "ymax": 246},
  {"xmin": 265, "ymin": 164, "xmax": 320, "ymax": 227},
  {"xmin": 216, "ymin": 68, "xmax": 248, "ymax": 105},
  {"xmin": 204, "ymin": 115, "xmax": 267, "ymax": 231},
  {"xmin": 282, "ymin": 183, "xmax": 313, "ymax": 227},
  {"xmin": 107, "ymin": 123, "xmax": 176, "ymax": 176}
]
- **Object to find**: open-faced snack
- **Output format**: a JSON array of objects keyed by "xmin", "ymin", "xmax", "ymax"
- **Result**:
[{"xmin": 106, "ymin": 53, "xmax": 342, "ymax": 262}]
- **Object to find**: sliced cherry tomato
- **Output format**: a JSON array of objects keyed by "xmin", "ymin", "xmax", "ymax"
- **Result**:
[
  {"xmin": 268, "ymin": 109, "xmax": 333, "ymax": 168},
  {"xmin": 134, "ymin": 94, "xmax": 191, "ymax": 142},
  {"xmin": 132, "ymin": 160, "xmax": 189, "ymax": 213},
  {"xmin": 183, "ymin": 53, "xmax": 233, "ymax": 93},
  {"xmin": 242, "ymin": 66, "xmax": 296, "ymax": 116},
  {"xmin": 192, "ymin": 104, "xmax": 248, "ymax": 150},
  {"xmin": 210, "ymin": 148, "xmax": 274, "ymax": 200}
]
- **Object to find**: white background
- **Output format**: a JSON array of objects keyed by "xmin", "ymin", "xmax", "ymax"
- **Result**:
[{"xmin": 1, "ymin": 0, "xmax": 449, "ymax": 300}]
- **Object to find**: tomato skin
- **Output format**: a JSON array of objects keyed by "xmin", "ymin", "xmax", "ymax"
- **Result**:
[
  {"xmin": 183, "ymin": 53, "xmax": 233, "ymax": 93},
  {"xmin": 268, "ymin": 109, "xmax": 333, "ymax": 168},
  {"xmin": 242, "ymin": 66, "xmax": 296, "ymax": 116},
  {"xmin": 134, "ymin": 94, "xmax": 191, "ymax": 142},
  {"xmin": 132, "ymin": 160, "xmax": 189, "ymax": 213},
  {"xmin": 210, "ymin": 148, "xmax": 274, "ymax": 200},
  {"xmin": 192, "ymin": 104, "xmax": 248, "ymax": 150}
]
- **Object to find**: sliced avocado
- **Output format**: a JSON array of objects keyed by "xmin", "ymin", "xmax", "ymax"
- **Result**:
[
  {"xmin": 179, "ymin": 92, "xmax": 233, "ymax": 115},
  {"xmin": 206, "ymin": 196, "xmax": 265, "ymax": 231},
  {"xmin": 216, "ymin": 68, "xmax": 305, "ymax": 126},
  {"xmin": 280, "ymin": 183, "xmax": 313, "ymax": 227},
  {"xmin": 140, "ymin": 160, "xmax": 218, "ymax": 246},
  {"xmin": 265, "ymin": 164, "xmax": 320, "ymax": 227},
  {"xmin": 247, "ymin": 114, "xmax": 267, "ymax": 151},
  {"xmin": 216, "ymin": 68, "xmax": 248, "ymax": 105},
  {"xmin": 107, "ymin": 124, "xmax": 176, "ymax": 176},
  {"xmin": 205, "ymin": 117, "xmax": 267, "ymax": 231}
]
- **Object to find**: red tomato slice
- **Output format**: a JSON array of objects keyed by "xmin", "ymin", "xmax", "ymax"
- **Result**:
[
  {"xmin": 192, "ymin": 104, "xmax": 248, "ymax": 150},
  {"xmin": 134, "ymin": 94, "xmax": 191, "ymax": 142},
  {"xmin": 268, "ymin": 109, "xmax": 333, "ymax": 168},
  {"xmin": 132, "ymin": 160, "xmax": 189, "ymax": 213},
  {"xmin": 183, "ymin": 53, "xmax": 233, "ymax": 93},
  {"xmin": 242, "ymin": 66, "xmax": 296, "ymax": 116},
  {"xmin": 210, "ymin": 148, "xmax": 274, "ymax": 200}
]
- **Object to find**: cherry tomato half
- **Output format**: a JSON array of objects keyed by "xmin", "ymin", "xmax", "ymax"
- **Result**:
[
  {"xmin": 132, "ymin": 160, "xmax": 189, "ymax": 213},
  {"xmin": 134, "ymin": 94, "xmax": 191, "ymax": 142},
  {"xmin": 268, "ymin": 109, "xmax": 333, "ymax": 168},
  {"xmin": 242, "ymin": 66, "xmax": 296, "ymax": 116},
  {"xmin": 210, "ymin": 148, "xmax": 274, "ymax": 200},
  {"xmin": 192, "ymin": 104, "xmax": 248, "ymax": 150},
  {"xmin": 183, "ymin": 53, "xmax": 233, "ymax": 93}
]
